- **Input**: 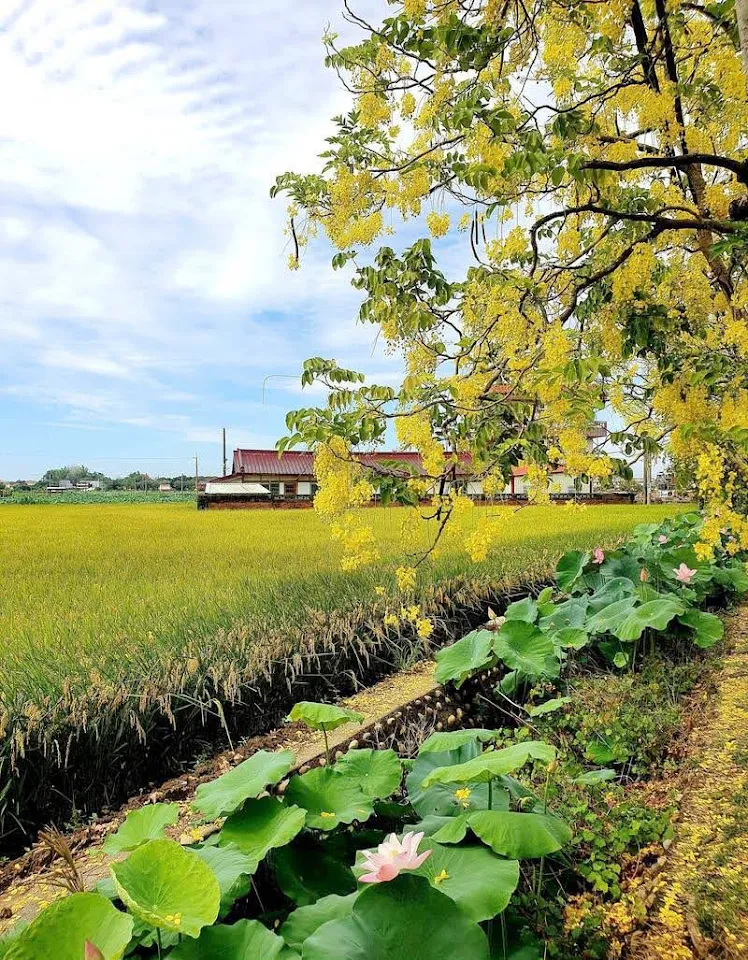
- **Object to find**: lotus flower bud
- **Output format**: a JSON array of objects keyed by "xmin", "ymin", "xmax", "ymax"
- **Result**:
[{"xmin": 85, "ymin": 942, "xmax": 105, "ymax": 960}]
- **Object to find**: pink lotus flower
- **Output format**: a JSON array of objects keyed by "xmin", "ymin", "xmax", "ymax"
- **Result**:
[
  {"xmin": 674, "ymin": 563, "xmax": 697, "ymax": 584},
  {"xmin": 592, "ymin": 548, "xmax": 605, "ymax": 564},
  {"xmin": 85, "ymin": 943, "xmax": 105, "ymax": 960},
  {"xmin": 658, "ymin": 535, "xmax": 669, "ymax": 544},
  {"xmin": 360, "ymin": 831, "xmax": 431, "ymax": 884},
  {"xmin": 640, "ymin": 568, "xmax": 649, "ymax": 582}
]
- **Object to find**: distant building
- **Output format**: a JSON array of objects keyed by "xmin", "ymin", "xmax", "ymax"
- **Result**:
[
  {"xmin": 75, "ymin": 480, "xmax": 102, "ymax": 491},
  {"xmin": 158, "ymin": 483, "xmax": 174, "ymax": 493},
  {"xmin": 46, "ymin": 479, "xmax": 74, "ymax": 493},
  {"xmin": 198, "ymin": 430, "xmax": 631, "ymax": 510}
]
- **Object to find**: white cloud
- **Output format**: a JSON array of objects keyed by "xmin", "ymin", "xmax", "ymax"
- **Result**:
[{"xmin": 0, "ymin": 0, "xmax": 394, "ymax": 469}]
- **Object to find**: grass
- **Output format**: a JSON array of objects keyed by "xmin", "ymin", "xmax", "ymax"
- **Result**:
[{"xmin": 0, "ymin": 501, "xmax": 678, "ymax": 845}]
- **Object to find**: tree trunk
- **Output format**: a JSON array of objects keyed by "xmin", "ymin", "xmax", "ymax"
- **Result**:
[{"xmin": 737, "ymin": 0, "xmax": 748, "ymax": 79}]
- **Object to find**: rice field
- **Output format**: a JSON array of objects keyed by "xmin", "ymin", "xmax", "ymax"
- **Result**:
[{"xmin": 0, "ymin": 501, "xmax": 678, "ymax": 843}]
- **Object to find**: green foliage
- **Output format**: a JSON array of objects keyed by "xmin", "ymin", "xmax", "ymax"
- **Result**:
[
  {"xmin": 333, "ymin": 749, "xmax": 402, "ymax": 799},
  {"xmin": 419, "ymin": 729, "xmax": 501, "ymax": 753},
  {"xmin": 421, "ymin": 742, "xmax": 556, "ymax": 788},
  {"xmin": 2, "ymin": 894, "xmax": 132, "ymax": 960},
  {"xmin": 192, "ymin": 845, "xmax": 257, "ymax": 917},
  {"xmin": 219, "ymin": 797, "xmax": 307, "ymax": 862},
  {"xmin": 192, "ymin": 750, "xmax": 294, "ymax": 820},
  {"xmin": 168, "ymin": 919, "xmax": 294, "ymax": 960},
  {"xmin": 286, "ymin": 702, "xmax": 364, "ymax": 732},
  {"xmin": 102, "ymin": 803, "xmax": 179, "ymax": 854},
  {"xmin": 279, "ymin": 894, "xmax": 358, "ymax": 953},
  {"xmin": 434, "ymin": 629, "xmax": 494, "ymax": 687},
  {"xmin": 283, "ymin": 767, "xmax": 374, "ymax": 831},
  {"xmin": 302, "ymin": 875, "xmax": 490, "ymax": 960},
  {"xmin": 110, "ymin": 839, "xmax": 220, "ymax": 938}
]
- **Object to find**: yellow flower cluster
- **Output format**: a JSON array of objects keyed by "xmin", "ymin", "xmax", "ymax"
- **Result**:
[
  {"xmin": 426, "ymin": 211, "xmax": 450, "ymax": 237},
  {"xmin": 332, "ymin": 516, "xmax": 380, "ymax": 571},
  {"xmin": 395, "ymin": 565, "xmax": 417, "ymax": 592},
  {"xmin": 314, "ymin": 438, "xmax": 375, "ymax": 520}
]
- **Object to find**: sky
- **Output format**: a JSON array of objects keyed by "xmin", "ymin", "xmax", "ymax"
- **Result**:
[{"xmin": 0, "ymin": 0, "xmax": 401, "ymax": 480}]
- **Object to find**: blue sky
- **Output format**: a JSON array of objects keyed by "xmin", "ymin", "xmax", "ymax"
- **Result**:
[{"xmin": 0, "ymin": 0, "xmax": 399, "ymax": 479}]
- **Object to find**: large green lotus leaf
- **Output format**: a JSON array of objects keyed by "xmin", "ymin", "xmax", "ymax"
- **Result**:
[
  {"xmin": 413, "ymin": 841, "xmax": 520, "ymax": 921},
  {"xmin": 585, "ymin": 597, "xmax": 638, "ymax": 635},
  {"xmin": 419, "ymin": 729, "xmax": 501, "ymax": 754},
  {"xmin": 333, "ymin": 749, "xmax": 401, "ymax": 799},
  {"xmin": 273, "ymin": 837, "xmax": 357, "ymax": 906},
  {"xmin": 421, "ymin": 742, "xmax": 556, "ymax": 789},
  {"xmin": 556, "ymin": 550, "xmax": 589, "ymax": 592},
  {"xmin": 193, "ymin": 843, "xmax": 257, "ymax": 916},
  {"xmin": 549, "ymin": 627, "xmax": 589, "ymax": 650},
  {"xmin": 406, "ymin": 743, "xmax": 490, "ymax": 818},
  {"xmin": 169, "ymin": 919, "xmax": 292, "ymax": 960},
  {"xmin": 111, "ymin": 838, "xmax": 220, "ymax": 938},
  {"xmin": 303, "ymin": 875, "xmax": 489, "ymax": 960},
  {"xmin": 468, "ymin": 811, "xmax": 572, "ymax": 858},
  {"xmin": 598, "ymin": 551, "xmax": 643, "ymax": 582},
  {"xmin": 287, "ymin": 701, "xmax": 363, "ymax": 731},
  {"xmin": 611, "ymin": 598, "xmax": 684, "ymax": 642},
  {"xmin": 539, "ymin": 597, "xmax": 589, "ymax": 633},
  {"xmin": 493, "ymin": 623, "xmax": 559, "ymax": 678},
  {"xmin": 352, "ymin": 840, "xmax": 518, "ymax": 923},
  {"xmin": 102, "ymin": 802, "xmax": 179, "ymax": 854},
  {"xmin": 284, "ymin": 767, "xmax": 373, "ymax": 831},
  {"xmin": 713, "ymin": 562, "xmax": 748, "ymax": 594},
  {"xmin": 280, "ymin": 894, "xmax": 358, "ymax": 952},
  {"xmin": 434, "ymin": 630, "xmax": 494, "ymax": 687},
  {"xmin": 587, "ymin": 577, "xmax": 636, "ymax": 613},
  {"xmin": 678, "ymin": 609, "xmax": 724, "ymax": 648},
  {"xmin": 220, "ymin": 796, "xmax": 306, "ymax": 860},
  {"xmin": 192, "ymin": 749, "xmax": 294, "ymax": 820},
  {"xmin": 4, "ymin": 894, "xmax": 133, "ymax": 960},
  {"xmin": 503, "ymin": 597, "xmax": 538, "ymax": 623}
]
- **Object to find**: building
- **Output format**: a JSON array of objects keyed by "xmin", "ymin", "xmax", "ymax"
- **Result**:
[{"xmin": 198, "ymin": 434, "xmax": 631, "ymax": 510}]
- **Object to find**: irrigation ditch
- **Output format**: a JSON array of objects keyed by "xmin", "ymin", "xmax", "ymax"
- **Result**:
[
  {"xmin": 1, "ymin": 574, "xmax": 546, "ymax": 859},
  {"xmin": 0, "ymin": 647, "xmax": 503, "ymax": 933}
]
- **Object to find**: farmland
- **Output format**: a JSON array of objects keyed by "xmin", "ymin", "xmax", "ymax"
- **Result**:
[{"xmin": 0, "ymin": 501, "xmax": 677, "ymax": 843}]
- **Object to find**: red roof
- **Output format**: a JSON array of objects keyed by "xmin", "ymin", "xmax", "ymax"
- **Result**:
[
  {"xmin": 231, "ymin": 449, "xmax": 565, "ymax": 479},
  {"xmin": 233, "ymin": 449, "xmax": 315, "ymax": 475}
]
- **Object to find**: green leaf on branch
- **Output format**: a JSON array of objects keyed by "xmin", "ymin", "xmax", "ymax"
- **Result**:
[{"xmin": 611, "ymin": 598, "xmax": 684, "ymax": 642}]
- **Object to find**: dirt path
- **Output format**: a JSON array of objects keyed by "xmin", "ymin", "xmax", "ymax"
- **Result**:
[{"xmin": 628, "ymin": 610, "xmax": 748, "ymax": 959}]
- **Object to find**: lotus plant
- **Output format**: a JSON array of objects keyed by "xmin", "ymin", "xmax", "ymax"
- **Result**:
[
  {"xmin": 360, "ymin": 831, "xmax": 431, "ymax": 883},
  {"xmin": 674, "ymin": 563, "xmax": 697, "ymax": 584}
]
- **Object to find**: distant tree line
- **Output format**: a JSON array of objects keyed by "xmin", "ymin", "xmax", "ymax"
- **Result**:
[{"xmin": 1, "ymin": 466, "xmax": 206, "ymax": 492}]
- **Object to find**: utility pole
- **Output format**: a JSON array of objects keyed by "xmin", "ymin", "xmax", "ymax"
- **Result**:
[
  {"xmin": 643, "ymin": 451, "xmax": 652, "ymax": 505},
  {"xmin": 194, "ymin": 455, "xmax": 199, "ymax": 496},
  {"xmin": 222, "ymin": 428, "xmax": 227, "ymax": 477}
]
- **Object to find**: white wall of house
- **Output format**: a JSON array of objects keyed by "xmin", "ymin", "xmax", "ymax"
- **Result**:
[{"xmin": 298, "ymin": 481, "xmax": 313, "ymax": 496}]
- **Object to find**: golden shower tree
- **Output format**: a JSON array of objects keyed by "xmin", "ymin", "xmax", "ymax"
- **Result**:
[{"xmin": 273, "ymin": 0, "xmax": 748, "ymax": 566}]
